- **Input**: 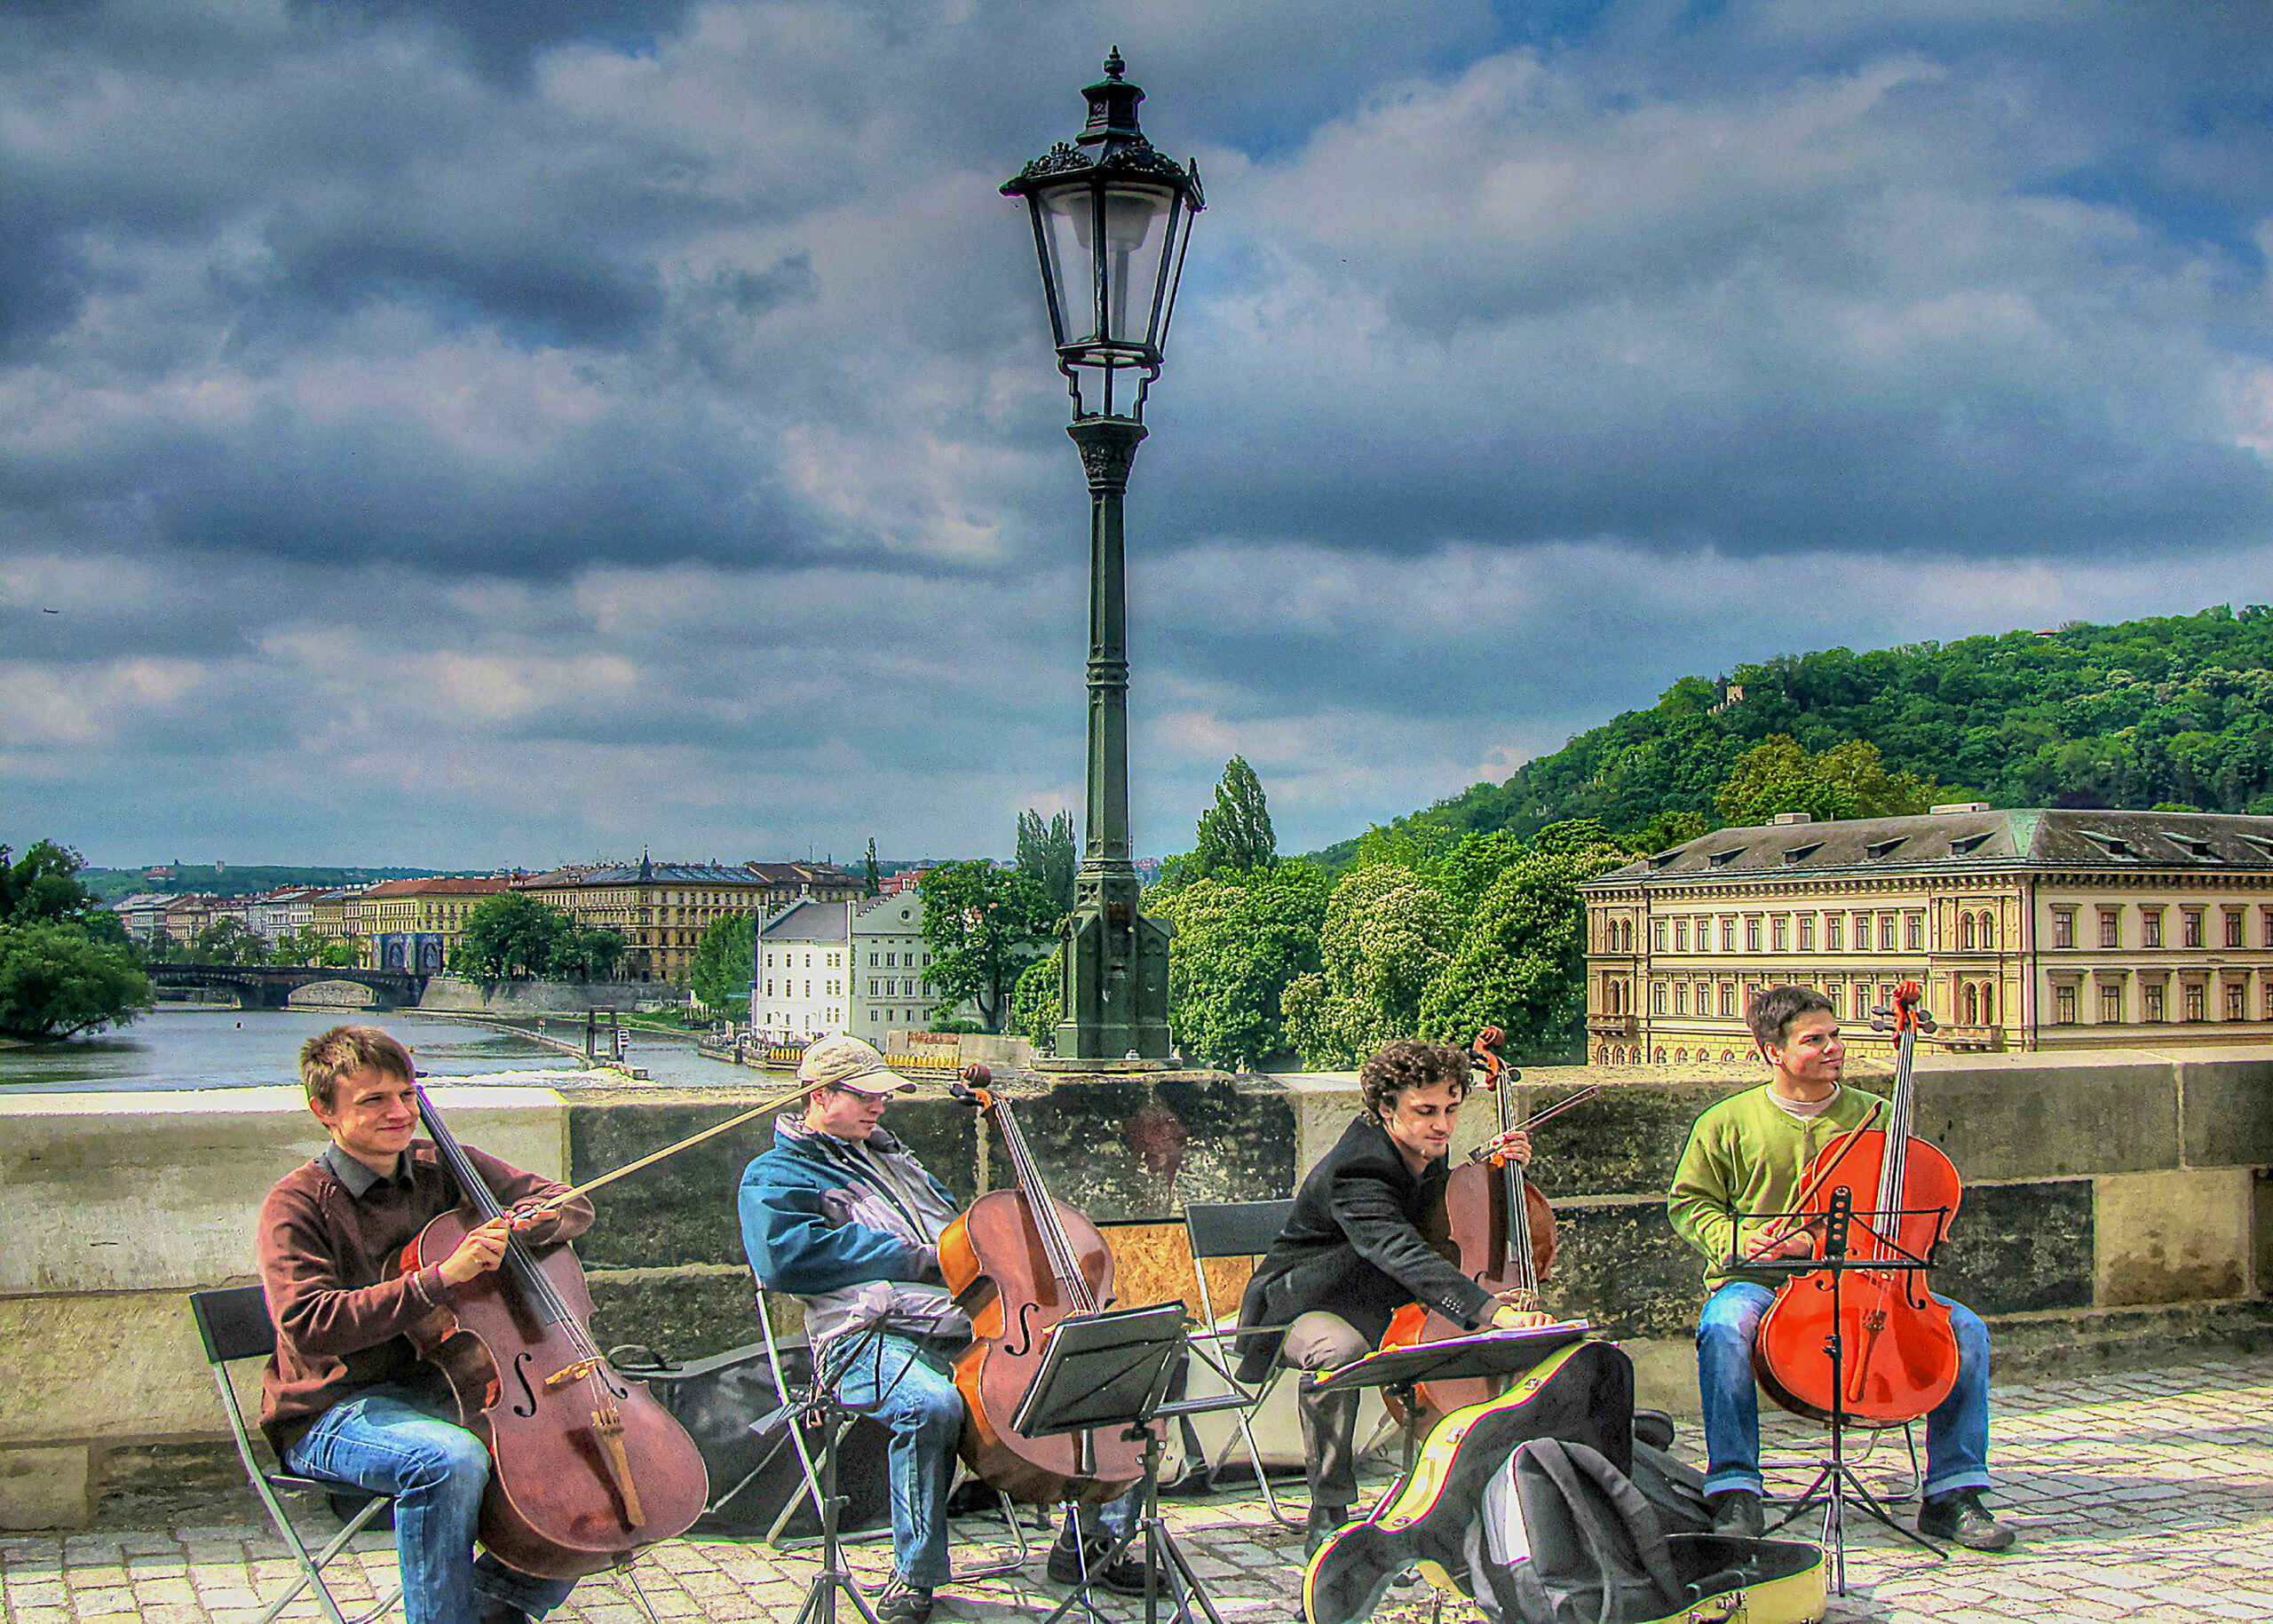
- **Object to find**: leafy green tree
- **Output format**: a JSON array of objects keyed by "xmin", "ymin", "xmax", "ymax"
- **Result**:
[
  {"xmin": 0, "ymin": 921, "xmax": 152, "ymax": 1041},
  {"xmin": 1149, "ymin": 863, "xmax": 1328, "ymax": 1069},
  {"xmin": 1715, "ymin": 735, "xmax": 1941, "ymax": 828},
  {"xmin": 690, "ymin": 915, "xmax": 756, "ymax": 1021},
  {"xmin": 863, "ymin": 837, "xmax": 883, "ymax": 899},
  {"xmin": 1191, "ymin": 757, "xmax": 1277, "ymax": 879},
  {"xmin": 916, "ymin": 861, "xmax": 1056, "ymax": 1033},
  {"xmin": 0, "ymin": 840, "xmax": 104, "ymax": 927},
  {"xmin": 1628, "ymin": 809, "xmax": 1710, "ymax": 852},
  {"xmin": 1418, "ymin": 835, "xmax": 1629, "ymax": 1062},
  {"xmin": 192, "ymin": 917, "xmax": 267, "ymax": 965},
  {"xmin": 1282, "ymin": 865, "xmax": 1461, "ymax": 1068},
  {"xmin": 1012, "ymin": 951, "xmax": 1062, "ymax": 1050},
  {"xmin": 556, "ymin": 926, "xmax": 625, "ymax": 982},
  {"xmin": 317, "ymin": 936, "xmax": 358, "ymax": 968},
  {"xmin": 451, "ymin": 893, "xmax": 571, "ymax": 979},
  {"xmin": 268, "ymin": 927, "xmax": 330, "ymax": 966},
  {"xmin": 1016, "ymin": 810, "xmax": 1079, "ymax": 915}
]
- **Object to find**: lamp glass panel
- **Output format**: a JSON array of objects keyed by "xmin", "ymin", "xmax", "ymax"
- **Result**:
[
  {"xmin": 1035, "ymin": 185, "xmax": 1091, "ymax": 345},
  {"xmin": 1098, "ymin": 183, "xmax": 1175, "ymax": 347}
]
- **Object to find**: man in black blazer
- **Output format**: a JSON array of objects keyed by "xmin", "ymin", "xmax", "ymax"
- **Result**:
[{"xmin": 1235, "ymin": 1039, "xmax": 1543, "ymax": 1553}]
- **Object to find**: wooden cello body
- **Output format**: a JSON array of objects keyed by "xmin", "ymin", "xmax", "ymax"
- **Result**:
[
  {"xmin": 1752, "ymin": 981, "xmax": 1963, "ymax": 1428},
  {"xmin": 938, "ymin": 1071, "xmax": 1148, "ymax": 1505},
  {"xmin": 399, "ymin": 1088, "xmax": 709, "ymax": 1579}
]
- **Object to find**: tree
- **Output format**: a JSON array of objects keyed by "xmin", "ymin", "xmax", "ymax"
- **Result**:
[
  {"xmin": 863, "ymin": 837, "xmax": 883, "ymax": 899},
  {"xmin": 1191, "ymin": 757, "xmax": 1277, "ymax": 880},
  {"xmin": 0, "ymin": 921, "xmax": 152, "ymax": 1041},
  {"xmin": 556, "ymin": 926, "xmax": 625, "ymax": 983},
  {"xmin": 916, "ymin": 861, "xmax": 1056, "ymax": 1033},
  {"xmin": 1016, "ymin": 810, "xmax": 1079, "ymax": 915},
  {"xmin": 191, "ymin": 917, "xmax": 266, "ymax": 965},
  {"xmin": 452, "ymin": 893, "xmax": 570, "ymax": 980},
  {"xmin": 1282, "ymin": 865, "xmax": 1461, "ymax": 1068},
  {"xmin": 690, "ymin": 915, "xmax": 756, "ymax": 1022},
  {"xmin": 1418, "ymin": 834, "xmax": 1629, "ymax": 1062},
  {"xmin": 317, "ymin": 936, "xmax": 358, "ymax": 968},
  {"xmin": 1149, "ymin": 863, "xmax": 1329, "ymax": 1069},
  {"xmin": 1628, "ymin": 809, "xmax": 1710, "ymax": 853},
  {"xmin": 1714, "ymin": 735, "xmax": 1941, "ymax": 828},
  {"xmin": 1011, "ymin": 952, "xmax": 1061, "ymax": 1050},
  {"xmin": 268, "ymin": 927, "xmax": 329, "ymax": 966},
  {"xmin": 0, "ymin": 840, "xmax": 104, "ymax": 927}
]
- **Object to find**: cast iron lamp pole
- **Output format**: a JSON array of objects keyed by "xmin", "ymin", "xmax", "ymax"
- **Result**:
[{"xmin": 1003, "ymin": 50, "xmax": 1202, "ymax": 1063}]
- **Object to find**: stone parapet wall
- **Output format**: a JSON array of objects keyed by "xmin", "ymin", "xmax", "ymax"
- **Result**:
[
  {"xmin": 2, "ymin": 1048, "xmax": 2266, "ymax": 1528},
  {"xmin": 416, "ymin": 976, "xmax": 661, "ymax": 1014}
]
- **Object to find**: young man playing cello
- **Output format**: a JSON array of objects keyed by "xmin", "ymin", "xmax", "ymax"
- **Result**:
[
  {"xmin": 1667, "ymin": 985, "xmax": 2014, "ymax": 1550},
  {"xmin": 1233, "ymin": 1038, "xmax": 1546, "ymax": 1556},
  {"xmin": 740, "ymin": 1035, "xmax": 1142, "ymax": 1624},
  {"xmin": 257, "ymin": 1025, "xmax": 595, "ymax": 1624}
]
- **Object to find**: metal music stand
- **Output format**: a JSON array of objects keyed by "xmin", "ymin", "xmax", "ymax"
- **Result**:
[
  {"xmin": 1306, "ymin": 1322, "xmax": 1595, "ymax": 1479},
  {"xmin": 779, "ymin": 1319, "xmax": 895, "ymax": 1624},
  {"xmin": 1016, "ymin": 1303, "xmax": 1255, "ymax": 1624},
  {"xmin": 1741, "ymin": 1188, "xmax": 1949, "ymax": 1595}
]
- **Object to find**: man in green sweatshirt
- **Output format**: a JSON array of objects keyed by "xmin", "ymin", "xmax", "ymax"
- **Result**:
[{"xmin": 1666, "ymin": 985, "xmax": 2014, "ymax": 1552}]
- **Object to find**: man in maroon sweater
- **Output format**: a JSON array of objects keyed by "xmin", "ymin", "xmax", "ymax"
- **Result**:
[{"xmin": 257, "ymin": 1026, "xmax": 594, "ymax": 1624}]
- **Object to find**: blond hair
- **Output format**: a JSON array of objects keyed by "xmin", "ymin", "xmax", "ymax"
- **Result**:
[{"xmin": 299, "ymin": 1025, "xmax": 415, "ymax": 1109}]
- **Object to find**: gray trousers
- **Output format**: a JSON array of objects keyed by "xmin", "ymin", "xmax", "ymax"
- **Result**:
[{"xmin": 1279, "ymin": 1310, "xmax": 1375, "ymax": 1508}]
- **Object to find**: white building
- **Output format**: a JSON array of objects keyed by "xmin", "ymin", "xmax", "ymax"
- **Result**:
[
  {"xmin": 109, "ymin": 894, "xmax": 174, "ymax": 942},
  {"xmin": 754, "ymin": 894, "xmax": 968, "ymax": 1044}
]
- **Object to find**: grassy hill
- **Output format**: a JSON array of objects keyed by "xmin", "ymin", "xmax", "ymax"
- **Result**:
[
  {"xmin": 79, "ymin": 864, "xmax": 441, "ymax": 902},
  {"xmin": 1311, "ymin": 604, "xmax": 2273, "ymax": 866}
]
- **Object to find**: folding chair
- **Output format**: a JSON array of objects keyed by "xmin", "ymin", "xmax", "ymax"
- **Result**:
[
  {"xmin": 754, "ymin": 1285, "xmax": 1031, "ymax": 1577},
  {"xmin": 1181, "ymin": 1198, "xmax": 1305, "ymax": 1527},
  {"xmin": 188, "ymin": 1286, "xmax": 402, "ymax": 1624}
]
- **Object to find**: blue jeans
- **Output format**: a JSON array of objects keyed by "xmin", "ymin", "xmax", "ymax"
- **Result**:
[
  {"xmin": 285, "ymin": 1385, "xmax": 575, "ymax": 1624},
  {"xmin": 824, "ymin": 1332, "xmax": 1142, "ymax": 1588},
  {"xmin": 1695, "ymin": 1281, "xmax": 1992, "ymax": 1501}
]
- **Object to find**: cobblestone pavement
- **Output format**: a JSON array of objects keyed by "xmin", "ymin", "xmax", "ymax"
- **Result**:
[{"xmin": 4, "ymin": 1356, "xmax": 2268, "ymax": 1624}]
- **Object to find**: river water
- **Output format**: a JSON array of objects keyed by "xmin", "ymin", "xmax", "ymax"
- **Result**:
[{"xmin": 0, "ymin": 1008, "xmax": 731, "ymax": 1092}]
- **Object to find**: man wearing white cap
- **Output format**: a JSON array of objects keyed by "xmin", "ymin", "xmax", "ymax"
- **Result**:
[{"xmin": 740, "ymin": 1036, "xmax": 1140, "ymax": 1624}]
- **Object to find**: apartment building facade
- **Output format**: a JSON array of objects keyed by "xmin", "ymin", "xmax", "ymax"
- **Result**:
[{"xmin": 753, "ymin": 894, "xmax": 965, "ymax": 1043}]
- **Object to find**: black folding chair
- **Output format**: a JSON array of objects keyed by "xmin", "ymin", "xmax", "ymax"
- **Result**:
[
  {"xmin": 188, "ymin": 1286, "xmax": 401, "ymax": 1624},
  {"xmin": 1181, "ymin": 1198, "xmax": 1305, "ymax": 1527}
]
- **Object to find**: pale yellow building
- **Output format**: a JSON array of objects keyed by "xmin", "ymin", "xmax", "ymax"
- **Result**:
[
  {"xmin": 515, "ymin": 858, "xmax": 774, "ymax": 984},
  {"xmin": 1580, "ymin": 806, "xmax": 2273, "ymax": 1062},
  {"xmin": 362, "ymin": 877, "xmax": 511, "ymax": 975}
]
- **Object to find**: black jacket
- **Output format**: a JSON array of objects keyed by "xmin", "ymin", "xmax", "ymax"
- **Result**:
[{"xmin": 1234, "ymin": 1114, "xmax": 1497, "ymax": 1383}]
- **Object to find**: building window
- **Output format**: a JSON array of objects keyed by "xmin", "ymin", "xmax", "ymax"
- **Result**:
[
  {"xmin": 1674, "ymin": 984, "xmax": 1688, "ymax": 1014},
  {"xmin": 2225, "ymin": 910, "xmax": 2245, "ymax": 949},
  {"xmin": 1720, "ymin": 983, "xmax": 1736, "ymax": 1016},
  {"xmin": 1879, "ymin": 915, "xmax": 1897, "ymax": 952},
  {"xmin": 1960, "ymin": 914, "xmax": 1976, "ymax": 951},
  {"xmin": 2109, "ymin": 983, "xmax": 2131, "ymax": 1024},
  {"xmin": 1696, "ymin": 917, "xmax": 1712, "ymax": 955},
  {"xmin": 1721, "ymin": 918, "xmax": 1737, "ymax": 952},
  {"xmin": 2263, "ymin": 907, "xmax": 2273, "ymax": 948},
  {"xmin": 2225, "ymin": 983, "xmax": 2245, "ymax": 1020},
  {"xmin": 2184, "ymin": 982, "xmax": 2206, "ymax": 1022},
  {"xmin": 2141, "ymin": 982, "xmax": 2163, "ymax": 1022},
  {"xmin": 1674, "ymin": 919, "xmax": 1690, "ymax": 952},
  {"xmin": 1905, "ymin": 915, "xmax": 1923, "ymax": 952},
  {"xmin": 1799, "ymin": 915, "xmax": 1816, "ymax": 951},
  {"xmin": 1651, "ymin": 982, "xmax": 1667, "ymax": 1014},
  {"xmin": 2182, "ymin": 910, "xmax": 2204, "ymax": 949},
  {"xmin": 1653, "ymin": 921, "xmax": 1667, "ymax": 953},
  {"xmin": 2095, "ymin": 908, "xmax": 2117, "ymax": 948},
  {"xmin": 2055, "ymin": 985, "xmax": 2077, "ymax": 1025},
  {"xmin": 1746, "ymin": 917, "xmax": 1762, "ymax": 952},
  {"xmin": 1771, "ymin": 915, "xmax": 1788, "ymax": 952},
  {"xmin": 1826, "ymin": 915, "xmax": 1843, "ymax": 951},
  {"xmin": 2142, "ymin": 908, "xmax": 2163, "ymax": 948}
]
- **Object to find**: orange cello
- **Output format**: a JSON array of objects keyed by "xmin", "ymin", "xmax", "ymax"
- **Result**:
[
  {"xmin": 1752, "ymin": 981, "xmax": 1963, "ymax": 1427},
  {"xmin": 1378, "ymin": 1026, "xmax": 1567, "ymax": 1430},
  {"xmin": 937, "ymin": 1066, "xmax": 1149, "ymax": 1504}
]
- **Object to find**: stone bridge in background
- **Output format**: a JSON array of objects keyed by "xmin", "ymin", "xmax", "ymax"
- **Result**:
[{"xmin": 146, "ymin": 963, "xmax": 430, "ymax": 1010}]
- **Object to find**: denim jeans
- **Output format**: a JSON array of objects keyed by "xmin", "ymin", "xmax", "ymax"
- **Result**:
[
  {"xmin": 285, "ymin": 1385, "xmax": 576, "ymax": 1624},
  {"xmin": 826, "ymin": 1332, "xmax": 964, "ymax": 1588},
  {"xmin": 1695, "ymin": 1281, "xmax": 1993, "ymax": 1501}
]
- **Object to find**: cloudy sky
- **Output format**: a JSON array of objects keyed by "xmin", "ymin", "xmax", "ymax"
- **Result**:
[{"xmin": 5, "ymin": 1, "xmax": 2270, "ymax": 870}]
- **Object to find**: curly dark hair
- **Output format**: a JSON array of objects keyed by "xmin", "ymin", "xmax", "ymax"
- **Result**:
[
  {"xmin": 1746, "ymin": 984, "xmax": 1835, "ymax": 1052},
  {"xmin": 1359, "ymin": 1039, "xmax": 1473, "ymax": 1121}
]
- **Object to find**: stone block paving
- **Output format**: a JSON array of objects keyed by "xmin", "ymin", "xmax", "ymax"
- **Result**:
[{"xmin": 4, "ymin": 1356, "xmax": 2268, "ymax": 1624}]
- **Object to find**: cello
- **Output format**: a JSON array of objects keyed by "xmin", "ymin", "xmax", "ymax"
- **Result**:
[
  {"xmin": 938, "ymin": 1066, "xmax": 1150, "ymax": 1504},
  {"xmin": 398, "ymin": 1084, "xmax": 709, "ymax": 1579},
  {"xmin": 1377, "ymin": 1027, "xmax": 1571, "ymax": 1430},
  {"xmin": 1752, "ymin": 981, "xmax": 1962, "ymax": 1427}
]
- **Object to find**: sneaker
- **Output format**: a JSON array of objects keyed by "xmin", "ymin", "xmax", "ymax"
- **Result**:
[
  {"xmin": 1047, "ymin": 1533, "xmax": 1154, "ymax": 1597},
  {"xmin": 875, "ymin": 1576, "xmax": 935, "ymax": 1624},
  {"xmin": 1303, "ymin": 1502, "xmax": 1353, "ymax": 1560},
  {"xmin": 1919, "ymin": 1489, "xmax": 2016, "ymax": 1552},
  {"xmin": 1707, "ymin": 1488, "xmax": 1765, "ymax": 1538}
]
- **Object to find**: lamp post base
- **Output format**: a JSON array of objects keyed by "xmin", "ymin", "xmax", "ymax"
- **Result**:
[{"xmin": 1051, "ymin": 880, "xmax": 1174, "ymax": 1061}]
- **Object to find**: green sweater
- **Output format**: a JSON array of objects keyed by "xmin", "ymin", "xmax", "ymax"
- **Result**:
[{"xmin": 1666, "ymin": 1084, "xmax": 1889, "ymax": 1289}]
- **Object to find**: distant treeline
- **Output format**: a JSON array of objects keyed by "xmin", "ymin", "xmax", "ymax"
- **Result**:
[
  {"xmin": 79, "ymin": 865, "xmax": 441, "ymax": 902},
  {"xmin": 1312, "ymin": 604, "xmax": 2273, "ymax": 864}
]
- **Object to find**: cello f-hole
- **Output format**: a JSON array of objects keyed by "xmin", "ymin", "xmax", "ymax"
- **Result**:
[{"xmin": 511, "ymin": 1351, "xmax": 542, "ymax": 1418}]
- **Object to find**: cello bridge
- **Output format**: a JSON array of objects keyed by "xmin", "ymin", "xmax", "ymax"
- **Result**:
[{"xmin": 545, "ymin": 1358, "xmax": 603, "ymax": 1390}]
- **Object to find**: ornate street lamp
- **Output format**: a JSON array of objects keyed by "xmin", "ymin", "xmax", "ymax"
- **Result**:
[{"xmin": 1003, "ymin": 49, "xmax": 1202, "ymax": 1064}]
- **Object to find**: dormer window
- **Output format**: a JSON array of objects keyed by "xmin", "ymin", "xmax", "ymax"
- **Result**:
[
  {"xmin": 2082, "ymin": 831, "xmax": 2135, "ymax": 859},
  {"xmin": 1647, "ymin": 852, "xmax": 1680, "ymax": 871},
  {"xmin": 1949, "ymin": 832, "xmax": 1992, "ymax": 856},
  {"xmin": 1865, "ymin": 836, "xmax": 1907, "ymax": 860},
  {"xmin": 2172, "ymin": 836, "xmax": 2214, "ymax": 859},
  {"xmin": 1783, "ymin": 844, "xmax": 1823, "ymax": 865},
  {"xmin": 1707, "ymin": 848, "xmax": 1741, "ymax": 867}
]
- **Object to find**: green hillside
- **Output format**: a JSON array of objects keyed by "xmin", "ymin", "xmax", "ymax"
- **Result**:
[
  {"xmin": 1312, "ymin": 604, "xmax": 2273, "ymax": 865},
  {"xmin": 79, "ymin": 864, "xmax": 440, "ymax": 902}
]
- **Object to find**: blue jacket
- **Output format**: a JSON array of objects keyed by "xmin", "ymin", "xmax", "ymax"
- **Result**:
[{"xmin": 740, "ymin": 1117, "xmax": 971, "ymax": 1351}]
